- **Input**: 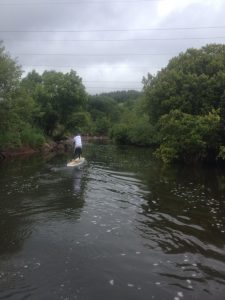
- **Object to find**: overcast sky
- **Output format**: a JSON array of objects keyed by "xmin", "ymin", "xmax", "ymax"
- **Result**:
[{"xmin": 0, "ymin": 0, "xmax": 225, "ymax": 94}]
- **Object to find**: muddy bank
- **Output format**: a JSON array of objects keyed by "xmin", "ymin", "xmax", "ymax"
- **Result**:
[
  {"xmin": 0, "ymin": 136, "xmax": 110, "ymax": 160},
  {"xmin": 0, "ymin": 139, "xmax": 73, "ymax": 160}
]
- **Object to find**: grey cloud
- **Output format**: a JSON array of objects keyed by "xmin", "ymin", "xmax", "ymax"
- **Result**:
[{"xmin": 0, "ymin": 0, "xmax": 224, "ymax": 93}]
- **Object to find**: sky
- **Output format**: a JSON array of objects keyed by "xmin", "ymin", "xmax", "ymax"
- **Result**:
[{"xmin": 0, "ymin": 0, "xmax": 225, "ymax": 94}]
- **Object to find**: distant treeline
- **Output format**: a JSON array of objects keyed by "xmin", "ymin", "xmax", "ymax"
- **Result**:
[{"xmin": 1, "ymin": 41, "xmax": 225, "ymax": 163}]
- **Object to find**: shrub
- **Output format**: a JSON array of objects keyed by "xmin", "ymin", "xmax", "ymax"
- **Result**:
[
  {"xmin": 20, "ymin": 125, "xmax": 45, "ymax": 148},
  {"xmin": 110, "ymin": 124, "xmax": 131, "ymax": 145},
  {"xmin": 155, "ymin": 109, "xmax": 220, "ymax": 163},
  {"xmin": 0, "ymin": 131, "xmax": 22, "ymax": 149}
]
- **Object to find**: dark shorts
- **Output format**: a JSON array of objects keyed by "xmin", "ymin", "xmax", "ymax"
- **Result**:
[{"xmin": 75, "ymin": 147, "xmax": 82, "ymax": 156}]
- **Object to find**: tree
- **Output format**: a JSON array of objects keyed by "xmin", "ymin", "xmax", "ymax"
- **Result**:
[
  {"xmin": 88, "ymin": 95, "xmax": 120, "ymax": 121},
  {"xmin": 143, "ymin": 44, "xmax": 225, "ymax": 122},
  {"xmin": 0, "ymin": 42, "xmax": 22, "ymax": 100},
  {"xmin": 66, "ymin": 111, "xmax": 92, "ymax": 134},
  {"xmin": 0, "ymin": 42, "xmax": 23, "ymax": 148},
  {"xmin": 0, "ymin": 45, "xmax": 46, "ymax": 149},
  {"xmin": 143, "ymin": 44, "xmax": 225, "ymax": 163},
  {"xmin": 21, "ymin": 70, "xmax": 42, "ymax": 97},
  {"xmin": 155, "ymin": 110, "xmax": 220, "ymax": 163},
  {"xmin": 24, "ymin": 70, "xmax": 87, "ymax": 136}
]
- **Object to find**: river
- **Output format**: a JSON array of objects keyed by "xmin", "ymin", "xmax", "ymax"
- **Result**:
[{"xmin": 0, "ymin": 142, "xmax": 225, "ymax": 300}]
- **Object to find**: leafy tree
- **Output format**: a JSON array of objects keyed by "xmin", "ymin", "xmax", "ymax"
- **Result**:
[
  {"xmin": 0, "ymin": 43, "xmax": 24, "ymax": 149},
  {"xmin": 155, "ymin": 109, "xmax": 220, "ymax": 163},
  {"xmin": 143, "ymin": 44, "xmax": 225, "ymax": 122},
  {"xmin": 94, "ymin": 116, "xmax": 111, "ymax": 135},
  {"xmin": 143, "ymin": 44, "xmax": 225, "ymax": 163},
  {"xmin": 21, "ymin": 70, "xmax": 42, "ymax": 97},
  {"xmin": 0, "ymin": 42, "xmax": 22, "ymax": 100},
  {"xmin": 24, "ymin": 70, "xmax": 87, "ymax": 136},
  {"xmin": 0, "ymin": 42, "xmax": 22, "ymax": 137},
  {"xmin": 0, "ymin": 44, "xmax": 46, "ymax": 150},
  {"xmin": 110, "ymin": 94, "xmax": 156, "ymax": 146},
  {"xmin": 66, "ymin": 111, "xmax": 92, "ymax": 134},
  {"xmin": 101, "ymin": 90, "xmax": 141, "ymax": 103},
  {"xmin": 88, "ymin": 95, "xmax": 120, "ymax": 120}
]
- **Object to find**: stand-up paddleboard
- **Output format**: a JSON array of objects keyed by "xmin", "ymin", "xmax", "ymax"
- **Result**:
[{"xmin": 67, "ymin": 157, "xmax": 85, "ymax": 167}]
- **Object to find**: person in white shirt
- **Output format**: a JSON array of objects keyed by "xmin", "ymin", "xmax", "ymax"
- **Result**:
[{"xmin": 73, "ymin": 134, "xmax": 82, "ymax": 159}]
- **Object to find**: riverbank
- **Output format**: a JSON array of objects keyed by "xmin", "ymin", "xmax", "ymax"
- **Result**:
[
  {"xmin": 0, "ymin": 135, "xmax": 110, "ymax": 160},
  {"xmin": 0, "ymin": 141, "xmax": 71, "ymax": 160}
]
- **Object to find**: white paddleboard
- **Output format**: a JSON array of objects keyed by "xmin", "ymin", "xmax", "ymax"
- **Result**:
[{"xmin": 67, "ymin": 157, "xmax": 85, "ymax": 167}]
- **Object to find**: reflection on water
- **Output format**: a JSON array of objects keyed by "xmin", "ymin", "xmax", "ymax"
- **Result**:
[
  {"xmin": 73, "ymin": 168, "xmax": 84, "ymax": 194},
  {"xmin": 0, "ymin": 144, "xmax": 225, "ymax": 299}
]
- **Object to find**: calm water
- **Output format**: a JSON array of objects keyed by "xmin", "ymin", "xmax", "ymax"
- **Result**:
[{"xmin": 0, "ymin": 143, "xmax": 225, "ymax": 300}]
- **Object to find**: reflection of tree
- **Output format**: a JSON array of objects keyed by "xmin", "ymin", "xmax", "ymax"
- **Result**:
[
  {"xmin": 73, "ymin": 167, "xmax": 83, "ymax": 194},
  {"xmin": 137, "ymin": 163, "xmax": 225, "ymax": 254},
  {"xmin": 0, "ymin": 156, "xmax": 47, "ymax": 256},
  {"xmin": 0, "ymin": 155, "xmax": 88, "ymax": 257},
  {"xmin": 47, "ymin": 160, "xmax": 87, "ymax": 212},
  {"xmin": 0, "ymin": 211, "xmax": 33, "ymax": 256},
  {"xmin": 84, "ymin": 142, "xmax": 153, "ymax": 172}
]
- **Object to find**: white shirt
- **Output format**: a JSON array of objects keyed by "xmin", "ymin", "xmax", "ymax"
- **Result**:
[{"xmin": 73, "ymin": 135, "xmax": 82, "ymax": 148}]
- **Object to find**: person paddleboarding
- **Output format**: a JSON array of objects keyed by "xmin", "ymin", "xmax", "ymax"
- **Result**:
[{"xmin": 73, "ymin": 133, "xmax": 82, "ymax": 160}]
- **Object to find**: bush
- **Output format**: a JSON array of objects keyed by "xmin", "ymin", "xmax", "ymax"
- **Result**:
[
  {"xmin": 111, "ymin": 114, "xmax": 157, "ymax": 147},
  {"xmin": 217, "ymin": 146, "xmax": 225, "ymax": 160},
  {"xmin": 155, "ymin": 109, "xmax": 220, "ymax": 163},
  {"xmin": 127, "ymin": 115, "xmax": 157, "ymax": 146},
  {"xmin": 110, "ymin": 124, "xmax": 131, "ymax": 145},
  {"xmin": 0, "ymin": 131, "xmax": 22, "ymax": 149},
  {"xmin": 20, "ymin": 125, "xmax": 45, "ymax": 148}
]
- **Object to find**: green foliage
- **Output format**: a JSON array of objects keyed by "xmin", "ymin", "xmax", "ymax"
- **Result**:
[
  {"xmin": 127, "ymin": 115, "xmax": 157, "ymax": 146},
  {"xmin": 110, "ymin": 95, "xmax": 156, "ymax": 146},
  {"xmin": 0, "ymin": 100, "xmax": 45, "ymax": 149},
  {"xmin": 66, "ymin": 111, "xmax": 92, "ymax": 134},
  {"xmin": 0, "ymin": 42, "xmax": 22, "ymax": 100},
  {"xmin": 22, "ymin": 69, "xmax": 87, "ymax": 137},
  {"xmin": 110, "ymin": 123, "xmax": 131, "ymax": 145},
  {"xmin": 20, "ymin": 125, "xmax": 45, "ymax": 148},
  {"xmin": 87, "ymin": 94, "xmax": 122, "ymax": 135},
  {"xmin": 0, "ymin": 44, "xmax": 46, "ymax": 150},
  {"xmin": 0, "ymin": 130, "xmax": 22, "ymax": 149},
  {"xmin": 111, "ymin": 114, "xmax": 157, "ymax": 147},
  {"xmin": 94, "ymin": 116, "xmax": 111, "ymax": 135},
  {"xmin": 0, "ymin": 45, "xmax": 23, "ymax": 149},
  {"xmin": 0, "ymin": 43, "xmax": 20, "ymax": 137},
  {"xmin": 143, "ymin": 44, "xmax": 225, "ymax": 122},
  {"xmin": 41, "ymin": 70, "xmax": 87, "ymax": 122},
  {"xmin": 0, "ymin": 122, "xmax": 45, "ymax": 150},
  {"xmin": 155, "ymin": 110, "xmax": 220, "ymax": 163},
  {"xmin": 100, "ymin": 90, "xmax": 141, "ymax": 103},
  {"xmin": 21, "ymin": 70, "xmax": 42, "ymax": 97},
  {"xmin": 143, "ymin": 44, "xmax": 225, "ymax": 163},
  {"xmin": 217, "ymin": 146, "xmax": 225, "ymax": 160},
  {"xmin": 12, "ymin": 92, "xmax": 40, "ymax": 125}
]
